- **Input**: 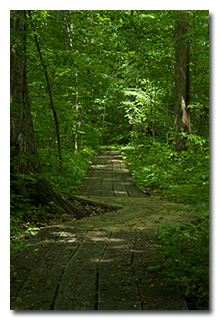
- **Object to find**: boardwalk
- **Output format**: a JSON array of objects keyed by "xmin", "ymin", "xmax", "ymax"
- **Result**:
[
  {"xmin": 79, "ymin": 150, "xmax": 143, "ymax": 197},
  {"xmin": 11, "ymin": 151, "xmax": 191, "ymax": 310}
]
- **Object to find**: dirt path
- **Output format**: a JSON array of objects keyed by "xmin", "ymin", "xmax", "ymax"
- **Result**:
[{"xmin": 11, "ymin": 150, "xmax": 196, "ymax": 310}]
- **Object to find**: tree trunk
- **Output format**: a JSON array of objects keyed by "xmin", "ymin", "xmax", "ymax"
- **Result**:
[
  {"xmin": 74, "ymin": 73, "xmax": 79, "ymax": 154},
  {"xmin": 100, "ymin": 104, "xmax": 106, "ymax": 146},
  {"xmin": 64, "ymin": 13, "xmax": 80, "ymax": 154},
  {"xmin": 173, "ymin": 11, "xmax": 190, "ymax": 152},
  {"xmin": 10, "ymin": 10, "xmax": 84, "ymax": 218},
  {"xmin": 28, "ymin": 11, "xmax": 63, "ymax": 171},
  {"xmin": 29, "ymin": 178, "xmax": 84, "ymax": 218},
  {"xmin": 10, "ymin": 10, "xmax": 41, "ymax": 179}
]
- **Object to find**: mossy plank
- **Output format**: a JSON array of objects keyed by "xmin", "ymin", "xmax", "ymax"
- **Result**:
[
  {"xmin": 11, "ymin": 229, "xmax": 86, "ymax": 310},
  {"xmin": 79, "ymin": 150, "xmax": 144, "ymax": 198},
  {"xmin": 132, "ymin": 232, "xmax": 188, "ymax": 310},
  {"xmin": 97, "ymin": 231, "xmax": 140, "ymax": 310},
  {"xmin": 54, "ymin": 230, "xmax": 111, "ymax": 310}
]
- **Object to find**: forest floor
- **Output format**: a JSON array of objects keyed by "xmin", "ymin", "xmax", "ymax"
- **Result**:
[{"xmin": 11, "ymin": 150, "xmax": 198, "ymax": 310}]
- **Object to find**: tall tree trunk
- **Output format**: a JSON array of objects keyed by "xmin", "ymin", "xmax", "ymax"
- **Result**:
[
  {"xmin": 173, "ymin": 11, "xmax": 190, "ymax": 152},
  {"xmin": 100, "ymin": 104, "xmax": 106, "ymax": 146},
  {"xmin": 10, "ymin": 10, "xmax": 84, "ymax": 218},
  {"xmin": 153, "ymin": 84, "xmax": 157, "ymax": 141},
  {"xmin": 64, "ymin": 13, "xmax": 80, "ymax": 154},
  {"xmin": 10, "ymin": 10, "xmax": 41, "ymax": 181},
  {"xmin": 28, "ymin": 10, "xmax": 63, "ymax": 171},
  {"xmin": 74, "ymin": 73, "xmax": 79, "ymax": 154}
]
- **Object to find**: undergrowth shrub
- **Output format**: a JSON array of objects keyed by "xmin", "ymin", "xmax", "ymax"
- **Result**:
[
  {"xmin": 121, "ymin": 134, "xmax": 209, "ymax": 204},
  {"xmin": 121, "ymin": 134, "xmax": 209, "ymax": 310},
  {"xmin": 156, "ymin": 206, "xmax": 209, "ymax": 310},
  {"xmin": 38, "ymin": 146, "xmax": 98, "ymax": 195},
  {"xmin": 11, "ymin": 146, "xmax": 98, "ymax": 256},
  {"xmin": 10, "ymin": 194, "xmax": 39, "ymax": 256}
]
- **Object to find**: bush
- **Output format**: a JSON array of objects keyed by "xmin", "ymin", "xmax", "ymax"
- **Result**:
[
  {"xmin": 121, "ymin": 134, "xmax": 209, "ymax": 309},
  {"xmin": 156, "ymin": 206, "xmax": 209, "ymax": 310},
  {"xmin": 38, "ymin": 146, "xmax": 98, "ymax": 196},
  {"xmin": 121, "ymin": 134, "xmax": 209, "ymax": 204},
  {"xmin": 10, "ymin": 146, "xmax": 98, "ymax": 256}
]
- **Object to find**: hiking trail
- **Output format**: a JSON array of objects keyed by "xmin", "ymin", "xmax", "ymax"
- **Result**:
[{"xmin": 11, "ymin": 150, "xmax": 196, "ymax": 310}]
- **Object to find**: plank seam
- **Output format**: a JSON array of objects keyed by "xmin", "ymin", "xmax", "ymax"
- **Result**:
[
  {"xmin": 11, "ymin": 237, "xmax": 57, "ymax": 307},
  {"xmin": 130, "ymin": 232, "xmax": 144, "ymax": 310},
  {"xmin": 95, "ymin": 231, "xmax": 112, "ymax": 310},
  {"xmin": 50, "ymin": 230, "xmax": 89, "ymax": 310}
]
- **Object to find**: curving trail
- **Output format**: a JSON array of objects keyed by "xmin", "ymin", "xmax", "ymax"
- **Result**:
[{"xmin": 11, "ymin": 151, "xmax": 194, "ymax": 310}]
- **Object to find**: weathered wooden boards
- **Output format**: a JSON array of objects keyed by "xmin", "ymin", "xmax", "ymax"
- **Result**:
[
  {"xmin": 11, "ymin": 228, "xmax": 86, "ymax": 310},
  {"xmin": 79, "ymin": 150, "xmax": 143, "ymax": 197},
  {"xmin": 11, "ymin": 228, "xmax": 187, "ymax": 310},
  {"xmin": 11, "ymin": 150, "xmax": 188, "ymax": 310}
]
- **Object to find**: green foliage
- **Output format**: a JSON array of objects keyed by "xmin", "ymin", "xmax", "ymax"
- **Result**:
[
  {"xmin": 156, "ymin": 207, "xmax": 209, "ymax": 310},
  {"xmin": 10, "ymin": 194, "xmax": 41, "ymax": 256},
  {"xmin": 121, "ymin": 133, "xmax": 209, "ymax": 204},
  {"xmin": 25, "ymin": 9, "xmax": 208, "ymax": 160},
  {"xmin": 121, "ymin": 132, "xmax": 209, "ymax": 310},
  {"xmin": 123, "ymin": 89, "xmax": 151, "ymax": 126},
  {"xmin": 11, "ymin": 12, "xmax": 209, "ymax": 299},
  {"xmin": 39, "ymin": 147, "xmax": 98, "ymax": 195},
  {"xmin": 48, "ymin": 147, "xmax": 97, "ymax": 195},
  {"xmin": 100, "ymin": 144, "xmax": 122, "ymax": 151},
  {"xmin": 10, "ymin": 144, "xmax": 99, "ymax": 256}
]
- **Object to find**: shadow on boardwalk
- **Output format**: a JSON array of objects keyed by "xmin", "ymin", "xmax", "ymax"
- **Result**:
[
  {"xmin": 11, "ymin": 151, "xmax": 195, "ymax": 310},
  {"xmin": 79, "ymin": 150, "xmax": 143, "ymax": 197}
]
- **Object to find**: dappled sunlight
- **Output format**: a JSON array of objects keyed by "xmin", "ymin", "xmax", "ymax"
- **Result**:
[
  {"xmin": 108, "ymin": 245, "xmax": 131, "ymax": 250},
  {"xmin": 79, "ymin": 150, "xmax": 136, "ymax": 197},
  {"xmin": 108, "ymin": 238, "xmax": 125, "ymax": 243},
  {"xmin": 90, "ymin": 258, "xmax": 113, "ymax": 263},
  {"xmin": 32, "ymin": 228, "xmax": 139, "ymax": 250},
  {"xmin": 113, "ymin": 190, "xmax": 127, "ymax": 195},
  {"xmin": 84, "ymin": 236, "xmax": 109, "ymax": 242},
  {"xmin": 92, "ymin": 164, "xmax": 112, "ymax": 169},
  {"xmin": 11, "ymin": 8, "xmax": 209, "ymax": 310},
  {"xmin": 112, "ymin": 159, "xmax": 123, "ymax": 163}
]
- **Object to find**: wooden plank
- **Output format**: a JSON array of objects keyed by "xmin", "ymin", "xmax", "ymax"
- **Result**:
[
  {"xmin": 112, "ymin": 155, "xmax": 129, "ymax": 197},
  {"xmin": 82, "ymin": 169, "xmax": 103, "ymax": 196},
  {"xmin": 132, "ymin": 232, "xmax": 188, "ymax": 310},
  {"xmin": 112, "ymin": 178, "xmax": 128, "ymax": 197},
  {"xmin": 123, "ymin": 174, "xmax": 144, "ymax": 197},
  {"xmin": 72, "ymin": 195, "xmax": 122, "ymax": 209},
  {"xmin": 54, "ymin": 230, "xmax": 111, "ymax": 310},
  {"xmin": 10, "ymin": 227, "xmax": 65, "ymax": 308},
  {"xmin": 112, "ymin": 164, "xmax": 129, "ymax": 197},
  {"xmin": 79, "ymin": 150, "xmax": 144, "ymax": 198},
  {"xmin": 117, "ymin": 157, "xmax": 144, "ymax": 197},
  {"xmin": 100, "ymin": 172, "xmax": 114, "ymax": 197},
  {"xmin": 11, "ymin": 228, "xmax": 86, "ymax": 310},
  {"xmin": 98, "ymin": 231, "xmax": 141, "ymax": 310}
]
